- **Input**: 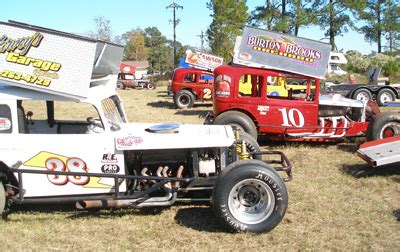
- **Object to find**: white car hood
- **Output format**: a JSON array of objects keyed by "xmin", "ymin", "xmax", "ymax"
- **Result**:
[
  {"xmin": 115, "ymin": 123, "xmax": 236, "ymax": 150},
  {"xmin": 319, "ymin": 94, "xmax": 364, "ymax": 108}
]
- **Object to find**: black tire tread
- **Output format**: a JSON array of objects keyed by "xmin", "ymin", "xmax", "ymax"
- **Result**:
[
  {"xmin": 214, "ymin": 111, "xmax": 258, "ymax": 139},
  {"xmin": 213, "ymin": 160, "xmax": 288, "ymax": 233}
]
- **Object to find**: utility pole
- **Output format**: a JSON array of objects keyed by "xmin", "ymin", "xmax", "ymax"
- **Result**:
[
  {"xmin": 197, "ymin": 30, "xmax": 205, "ymax": 52},
  {"xmin": 167, "ymin": 1, "xmax": 183, "ymax": 68}
]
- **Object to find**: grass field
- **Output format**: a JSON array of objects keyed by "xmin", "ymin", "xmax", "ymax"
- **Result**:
[{"xmin": 0, "ymin": 86, "xmax": 399, "ymax": 250}]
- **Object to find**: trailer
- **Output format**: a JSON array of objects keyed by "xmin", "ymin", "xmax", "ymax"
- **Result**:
[
  {"xmin": 357, "ymin": 135, "xmax": 400, "ymax": 167},
  {"xmin": 357, "ymin": 102, "xmax": 400, "ymax": 167}
]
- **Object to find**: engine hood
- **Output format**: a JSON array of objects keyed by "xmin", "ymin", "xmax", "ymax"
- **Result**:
[
  {"xmin": 319, "ymin": 94, "xmax": 364, "ymax": 108},
  {"xmin": 115, "ymin": 123, "xmax": 236, "ymax": 150}
]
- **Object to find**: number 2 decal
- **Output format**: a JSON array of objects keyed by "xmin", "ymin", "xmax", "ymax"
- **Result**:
[
  {"xmin": 203, "ymin": 88, "xmax": 212, "ymax": 99},
  {"xmin": 278, "ymin": 108, "xmax": 305, "ymax": 127}
]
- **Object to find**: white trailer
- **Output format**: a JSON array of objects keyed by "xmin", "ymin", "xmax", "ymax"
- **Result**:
[{"xmin": 357, "ymin": 135, "xmax": 400, "ymax": 167}]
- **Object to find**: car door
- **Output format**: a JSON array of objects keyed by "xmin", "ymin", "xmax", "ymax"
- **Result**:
[{"xmin": 258, "ymin": 75, "xmax": 319, "ymax": 135}]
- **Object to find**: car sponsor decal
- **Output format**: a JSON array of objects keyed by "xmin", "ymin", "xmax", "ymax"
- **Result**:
[
  {"xmin": 257, "ymin": 105, "xmax": 270, "ymax": 115},
  {"xmin": 0, "ymin": 117, "xmax": 11, "ymax": 131},
  {"xmin": 116, "ymin": 135, "xmax": 143, "ymax": 147}
]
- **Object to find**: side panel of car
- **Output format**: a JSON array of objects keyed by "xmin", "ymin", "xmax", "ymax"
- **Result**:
[
  {"xmin": 0, "ymin": 101, "xmax": 126, "ymax": 198},
  {"xmin": 214, "ymin": 66, "xmax": 320, "ymax": 135},
  {"xmin": 172, "ymin": 68, "xmax": 214, "ymax": 101}
]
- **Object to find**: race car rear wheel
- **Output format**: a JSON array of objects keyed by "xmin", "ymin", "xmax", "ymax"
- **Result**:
[
  {"xmin": 366, "ymin": 112, "xmax": 400, "ymax": 141},
  {"xmin": 116, "ymin": 81, "xmax": 125, "ymax": 90},
  {"xmin": 0, "ymin": 184, "xmax": 5, "ymax": 217},
  {"xmin": 213, "ymin": 160, "xmax": 288, "ymax": 233},
  {"xmin": 376, "ymin": 88, "xmax": 396, "ymax": 106},
  {"xmin": 352, "ymin": 89, "xmax": 372, "ymax": 103},
  {"xmin": 174, "ymin": 90, "xmax": 195, "ymax": 109},
  {"xmin": 146, "ymin": 83, "xmax": 155, "ymax": 90},
  {"xmin": 214, "ymin": 111, "xmax": 257, "ymax": 140}
]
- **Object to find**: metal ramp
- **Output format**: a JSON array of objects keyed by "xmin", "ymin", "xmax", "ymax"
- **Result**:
[{"xmin": 357, "ymin": 135, "xmax": 400, "ymax": 167}]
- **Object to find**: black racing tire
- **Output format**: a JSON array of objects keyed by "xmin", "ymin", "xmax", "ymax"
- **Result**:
[
  {"xmin": 376, "ymin": 88, "xmax": 396, "ymax": 106},
  {"xmin": 174, "ymin": 90, "xmax": 195, "ymax": 109},
  {"xmin": 352, "ymin": 89, "xmax": 372, "ymax": 103},
  {"xmin": 0, "ymin": 184, "xmax": 5, "ymax": 217},
  {"xmin": 366, "ymin": 112, "xmax": 400, "ymax": 141},
  {"xmin": 233, "ymin": 131, "xmax": 261, "ymax": 161},
  {"xmin": 116, "ymin": 81, "xmax": 125, "ymax": 90},
  {"xmin": 146, "ymin": 83, "xmax": 156, "ymax": 90},
  {"xmin": 213, "ymin": 159, "xmax": 288, "ymax": 233},
  {"xmin": 214, "ymin": 111, "xmax": 257, "ymax": 140}
]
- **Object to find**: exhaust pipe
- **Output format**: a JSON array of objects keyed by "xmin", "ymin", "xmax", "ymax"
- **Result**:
[{"xmin": 76, "ymin": 165, "xmax": 184, "ymax": 210}]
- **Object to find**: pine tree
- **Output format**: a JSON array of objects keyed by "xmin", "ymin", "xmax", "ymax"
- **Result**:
[
  {"xmin": 207, "ymin": 0, "xmax": 249, "ymax": 62},
  {"xmin": 249, "ymin": 0, "xmax": 317, "ymax": 36},
  {"xmin": 313, "ymin": 0, "xmax": 363, "ymax": 51},
  {"xmin": 360, "ymin": 0, "xmax": 400, "ymax": 53}
]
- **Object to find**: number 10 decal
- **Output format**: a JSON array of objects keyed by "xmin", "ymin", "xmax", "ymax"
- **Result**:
[{"xmin": 278, "ymin": 108, "xmax": 305, "ymax": 127}]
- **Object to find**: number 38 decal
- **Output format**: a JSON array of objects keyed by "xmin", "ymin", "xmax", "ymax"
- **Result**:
[
  {"xmin": 45, "ymin": 157, "xmax": 89, "ymax": 186},
  {"xmin": 278, "ymin": 108, "xmax": 305, "ymax": 127}
]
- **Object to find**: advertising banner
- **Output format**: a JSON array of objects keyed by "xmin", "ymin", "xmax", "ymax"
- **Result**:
[
  {"xmin": 185, "ymin": 50, "xmax": 223, "ymax": 71},
  {"xmin": 233, "ymin": 27, "xmax": 331, "ymax": 79},
  {"xmin": 0, "ymin": 21, "xmax": 123, "ymax": 99}
]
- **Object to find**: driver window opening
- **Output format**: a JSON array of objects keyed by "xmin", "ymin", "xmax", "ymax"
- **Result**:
[
  {"xmin": 267, "ymin": 76, "xmax": 315, "ymax": 101},
  {"xmin": 184, "ymin": 73, "xmax": 197, "ymax": 83},
  {"xmin": 18, "ymin": 100, "xmax": 103, "ymax": 134},
  {"xmin": 238, "ymin": 74, "xmax": 262, "ymax": 97}
]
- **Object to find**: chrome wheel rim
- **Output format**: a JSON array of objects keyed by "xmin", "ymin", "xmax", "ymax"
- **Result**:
[
  {"xmin": 355, "ymin": 92, "xmax": 370, "ymax": 102},
  {"xmin": 228, "ymin": 178, "xmax": 275, "ymax": 224},
  {"xmin": 379, "ymin": 92, "xmax": 394, "ymax": 104},
  {"xmin": 178, "ymin": 94, "xmax": 190, "ymax": 106}
]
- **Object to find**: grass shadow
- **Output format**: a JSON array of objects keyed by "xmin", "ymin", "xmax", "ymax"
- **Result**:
[
  {"xmin": 393, "ymin": 209, "xmax": 400, "ymax": 221},
  {"xmin": 7, "ymin": 202, "xmax": 167, "ymax": 220},
  {"xmin": 174, "ymin": 206, "xmax": 225, "ymax": 233},
  {"xmin": 341, "ymin": 162, "xmax": 400, "ymax": 179},
  {"xmin": 175, "ymin": 110, "xmax": 211, "ymax": 117},
  {"xmin": 69, "ymin": 207, "xmax": 166, "ymax": 220},
  {"xmin": 157, "ymin": 91, "xmax": 170, "ymax": 98},
  {"xmin": 147, "ymin": 101, "xmax": 176, "ymax": 109},
  {"xmin": 257, "ymin": 136, "xmax": 337, "ymax": 149}
]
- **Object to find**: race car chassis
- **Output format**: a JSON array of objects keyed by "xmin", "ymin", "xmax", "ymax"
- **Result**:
[{"xmin": 0, "ymin": 149, "xmax": 292, "ymax": 212}]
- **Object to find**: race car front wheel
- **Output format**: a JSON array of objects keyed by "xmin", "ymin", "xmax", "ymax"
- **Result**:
[
  {"xmin": 174, "ymin": 90, "xmax": 195, "ymax": 109},
  {"xmin": 213, "ymin": 160, "xmax": 288, "ymax": 233}
]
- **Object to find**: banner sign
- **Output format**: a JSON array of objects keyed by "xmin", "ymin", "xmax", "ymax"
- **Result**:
[
  {"xmin": 233, "ymin": 27, "xmax": 331, "ymax": 79},
  {"xmin": 0, "ymin": 21, "xmax": 123, "ymax": 99},
  {"xmin": 185, "ymin": 50, "xmax": 223, "ymax": 71}
]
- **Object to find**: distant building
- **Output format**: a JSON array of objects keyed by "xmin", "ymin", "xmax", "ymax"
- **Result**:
[{"xmin": 120, "ymin": 61, "xmax": 149, "ymax": 79}]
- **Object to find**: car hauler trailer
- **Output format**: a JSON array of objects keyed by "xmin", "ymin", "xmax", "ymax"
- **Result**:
[
  {"xmin": 357, "ymin": 135, "xmax": 400, "ymax": 167},
  {"xmin": 0, "ymin": 21, "xmax": 292, "ymax": 233},
  {"xmin": 357, "ymin": 102, "xmax": 400, "ymax": 167}
]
